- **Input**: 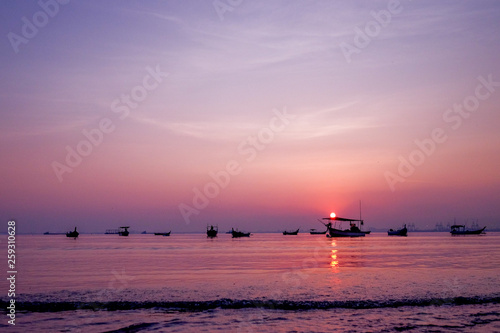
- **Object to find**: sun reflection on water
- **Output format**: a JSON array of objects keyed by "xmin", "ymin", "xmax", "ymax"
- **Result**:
[{"xmin": 330, "ymin": 240, "xmax": 339, "ymax": 271}]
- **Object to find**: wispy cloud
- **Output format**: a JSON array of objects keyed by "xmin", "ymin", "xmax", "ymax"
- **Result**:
[{"xmin": 130, "ymin": 101, "xmax": 378, "ymax": 142}]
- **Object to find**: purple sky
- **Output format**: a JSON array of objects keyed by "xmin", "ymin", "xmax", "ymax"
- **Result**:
[{"xmin": 1, "ymin": 0, "xmax": 499, "ymax": 233}]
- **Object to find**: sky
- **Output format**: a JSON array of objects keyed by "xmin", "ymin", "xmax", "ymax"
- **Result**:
[{"xmin": 1, "ymin": 0, "xmax": 499, "ymax": 233}]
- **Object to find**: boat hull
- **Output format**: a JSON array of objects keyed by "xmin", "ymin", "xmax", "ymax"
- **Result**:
[
  {"xmin": 451, "ymin": 227, "xmax": 485, "ymax": 235},
  {"xmin": 327, "ymin": 228, "xmax": 365, "ymax": 237},
  {"xmin": 154, "ymin": 232, "xmax": 171, "ymax": 236},
  {"xmin": 232, "ymin": 231, "xmax": 250, "ymax": 238},
  {"xmin": 283, "ymin": 229, "xmax": 299, "ymax": 235},
  {"xmin": 388, "ymin": 228, "xmax": 407, "ymax": 236}
]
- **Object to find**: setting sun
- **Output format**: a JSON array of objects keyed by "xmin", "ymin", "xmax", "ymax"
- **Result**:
[{"xmin": 330, "ymin": 212, "xmax": 336, "ymax": 218}]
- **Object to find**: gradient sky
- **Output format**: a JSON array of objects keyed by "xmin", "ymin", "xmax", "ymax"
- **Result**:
[{"xmin": 1, "ymin": 0, "xmax": 499, "ymax": 233}]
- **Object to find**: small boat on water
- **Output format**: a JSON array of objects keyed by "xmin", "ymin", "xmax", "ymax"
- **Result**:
[
  {"xmin": 118, "ymin": 226, "xmax": 130, "ymax": 236},
  {"xmin": 450, "ymin": 225, "xmax": 486, "ymax": 235},
  {"xmin": 66, "ymin": 227, "xmax": 79, "ymax": 238},
  {"xmin": 283, "ymin": 228, "xmax": 299, "ymax": 235},
  {"xmin": 388, "ymin": 224, "xmax": 407, "ymax": 236},
  {"xmin": 154, "ymin": 231, "xmax": 171, "ymax": 236},
  {"xmin": 231, "ymin": 228, "xmax": 251, "ymax": 238},
  {"xmin": 309, "ymin": 228, "xmax": 327, "ymax": 235},
  {"xmin": 207, "ymin": 225, "xmax": 218, "ymax": 238},
  {"xmin": 322, "ymin": 213, "xmax": 368, "ymax": 237}
]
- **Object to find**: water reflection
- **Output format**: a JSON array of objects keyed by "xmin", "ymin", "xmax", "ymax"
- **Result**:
[{"xmin": 330, "ymin": 240, "xmax": 339, "ymax": 271}]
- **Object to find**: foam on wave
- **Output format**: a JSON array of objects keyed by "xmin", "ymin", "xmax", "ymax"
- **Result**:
[{"xmin": 2, "ymin": 295, "xmax": 499, "ymax": 313}]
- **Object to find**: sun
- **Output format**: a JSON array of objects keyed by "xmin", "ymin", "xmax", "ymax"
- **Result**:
[{"xmin": 330, "ymin": 212, "xmax": 336, "ymax": 218}]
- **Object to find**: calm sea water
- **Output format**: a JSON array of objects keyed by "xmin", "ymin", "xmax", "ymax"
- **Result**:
[{"xmin": 1, "ymin": 232, "xmax": 499, "ymax": 332}]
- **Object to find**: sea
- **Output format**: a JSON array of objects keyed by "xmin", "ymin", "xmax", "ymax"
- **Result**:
[{"xmin": 1, "ymin": 232, "xmax": 499, "ymax": 332}]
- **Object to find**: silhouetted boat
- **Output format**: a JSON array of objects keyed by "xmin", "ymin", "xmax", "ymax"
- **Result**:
[
  {"xmin": 322, "ymin": 216, "xmax": 366, "ymax": 237},
  {"xmin": 154, "ymin": 231, "xmax": 171, "ymax": 236},
  {"xmin": 450, "ymin": 225, "xmax": 486, "ymax": 235},
  {"xmin": 310, "ymin": 228, "xmax": 327, "ymax": 235},
  {"xmin": 66, "ymin": 227, "xmax": 79, "ymax": 238},
  {"xmin": 388, "ymin": 224, "xmax": 407, "ymax": 236},
  {"xmin": 231, "ymin": 228, "xmax": 251, "ymax": 238},
  {"xmin": 118, "ymin": 226, "xmax": 130, "ymax": 236},
  {"xmin": 283, "ymin": 228, "xmax": 299, "ymax": 235},
  {"xmin": 207, "ymin": 225, "xmax": 218, "ymax": 237}
]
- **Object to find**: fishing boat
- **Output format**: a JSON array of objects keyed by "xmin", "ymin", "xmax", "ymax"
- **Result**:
[
  {"xmin": 283, "ymin": 228, "xmax": 299, "ymax": 235},
  {"xmin": 154, "ymin": 231, "xmax": 171, "ymax": 236},
  {"xmin": 309, "ymin": 228, "xmax": 327, "ymax": 235},
  {"xmin": 388, "ymin": 224, "xmax": 407, "ymax": 236},
  {"xmin": 66, "ymin": 227, "xmax": 79, "ymax": 238},
  {"xmin": 450, "ymin": 225, "xmax": 486, "ymax": 235},
  {"xmin": 231, "ymin": 228, "xmax": 251, "ymax": 238},
  {"xmin": 207, "ymin": 225, "xmax": 218, "ymax": 238},
  {"xmin": 118, "ymin": 226, "xmax": 130, "ymax": 236},
  {"xmin": 322, "ymin": 213, "xmax": 367, "ymax": 237}
]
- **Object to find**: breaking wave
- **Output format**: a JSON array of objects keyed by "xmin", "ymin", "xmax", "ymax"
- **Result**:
[{"xmin": 3, "ymin": 295, "xmax": 499, "ymax": 312}]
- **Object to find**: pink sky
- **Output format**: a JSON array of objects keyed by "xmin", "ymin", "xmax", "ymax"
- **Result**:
[{"xmin": 1, "ymin": 1, "xmax": 499, "ymax": 233}]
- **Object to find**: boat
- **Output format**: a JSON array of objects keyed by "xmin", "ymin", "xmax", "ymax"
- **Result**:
[
  {"xmin": 388, "ymin": 224, "xmax": 407, "ymax": 236},
  {"xmin": 118, "ymin": 226, "xmax": 130, "ymax": 236},
  {"xmin": 207, "ymin": 225, "xmax": 218, "ymax": 238},
  {"xmin": 322, "ymin": 215, "xmax": 366, "ymax": 237},
  {"xmin": 450, "ymin": 225, "xmax": 486, "ymax": 235},
  {"xmin": 154, "ymin": 231, "xmax": 171, "ymax": 236},
  {"xmin": 231, "ymin": 228, "xmax": 251, "ymax": 238},
  {"xmin": 309, "ymin": 228, "xmax": 327, "ymax": 235},
  {"xmin": 66, "ymin": 227, "xmax": 79, "ymax": 238},
  {"xmin": 283, "ymin": 228, "xmax": 299, "ymax": 235}
]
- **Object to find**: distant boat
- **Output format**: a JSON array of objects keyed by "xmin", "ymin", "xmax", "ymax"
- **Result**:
[
  {"xmin": 450, "ymin": 225, "xmax": 486, "ymax": 235},
  {"xmin": 322, "ymin": 215, "xmax": 367, "ymax": 237},
  {"xmin": 231, "ymin": 228, "xmax": 251, "ymax": 238},
  {"xmin": 66, "ymin": 227, "xmax": 79, "ymax": 238},
  {"xmin": 309, "ymin": 228, "xmax": 327, "ymax": 235},
  {"xmin": 154, "ymin": 231, "xmax": 171, "ymax": 236},
  {"xmin": 388, "ymin": 224, "xmax": 407, "ymax": 236},
  {"xmin": 118, "ymin": 226, "xmax": 130, "ymax": 236},
  {"xmin": 207, "ymin": 225, "xmax": 218, "ymax": 238},
  {"xmin": 283, "ymin": 228, "xmax": 299, "ymax": 235}
]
